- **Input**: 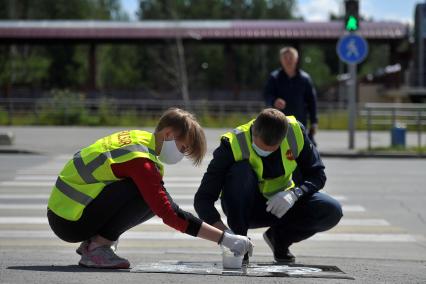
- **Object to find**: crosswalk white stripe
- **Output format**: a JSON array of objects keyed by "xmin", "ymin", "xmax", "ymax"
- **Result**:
[
  {"xmin": 338, "ymin": 219, "xmax": 390, "ymax": 226},
  {"xmin": 341, "ymin": 205, "xmax": 365, "ymax": 212},
  {"xmin": 0, "ymin": 230, "xmax": 417, "ymax": 242},
  {"xmin": 14, "ymin": 176, "xmax": 57, "ymax": 181},
  {"xmin": 0, "ymin": 204, "xmax": 364, "ymax": 213},
  {"xmin": 0, "ymin": 205, "xmax": 47, "ymax": 209},
  {"xmin": 0, "ymin": 217, "xmax": 47, "ymax": 224},
  {"xmin": 309, "ymin": 233, "xmax": 417, "ymax": 242},
  {"xmin": 0, "ymin": 181, "xmax": 53, "ymax": 187},
  {"xmin": 0, "ymin": 194, "xmax": 50, "ymax": 199},
  {"xmin": 16, "ymin": 170, "xmax": 61, "ymax": 175},
  {"xmin": 0, "ymin": 217, "xmax": 391, "ymax": 226}
]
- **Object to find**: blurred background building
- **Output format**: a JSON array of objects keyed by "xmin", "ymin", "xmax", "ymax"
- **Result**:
[{"xmin": 0, "ymin": 0, "xmax": 425, "ymax": 126}]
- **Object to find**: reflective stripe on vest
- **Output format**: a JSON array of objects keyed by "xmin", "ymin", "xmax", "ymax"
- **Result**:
[
  {"xmin": 73, "ymin": 144, "xmax": 156, "ymax": 184},
  {"xmin": 233, "ymin": 122, "xmax": 300, "ymax": 161},
  {"xmin": 49, "ymin": 130, "xmax": 163, "ymax": 221},
  {"xmin": 222, "ymin": 116, "xmax": 304, "ymax": 198},
  {"xmin": 55, "ymin": 177, "xmax": 93, "ymax": 206},
  {"xmin": 233, "ymin": 129, "xmax": 250, "ymax": 160},
  {"xmin": 55, "ymin": 144, "xmax": 157, "ymax": 206},
  {"xmin": 286, "ymin": 125, "xmax": 300, "ymax": 159}
]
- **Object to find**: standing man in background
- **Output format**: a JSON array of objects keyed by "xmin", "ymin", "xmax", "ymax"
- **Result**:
[{"xmin": 263, "ymin": 47, "xmax": 319, "ymax": 145}]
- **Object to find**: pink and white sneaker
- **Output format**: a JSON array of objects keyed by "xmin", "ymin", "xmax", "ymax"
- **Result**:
[{"xmin": 78, "ymin": 245, "xmax": 130, "ymax": 269}]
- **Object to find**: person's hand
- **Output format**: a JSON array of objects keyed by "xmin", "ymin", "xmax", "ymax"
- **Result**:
[
  {"xmin": 266, "ymin": 189, "xmax": 298, "ymax": 218},
  {"xmin": 309, "ymin": 124, "xmax": 318, "ymax": 136},
  {"xmin": 273, "ymin": 98, "xmax": 286, "ymax": 110},
  {"xmin": 220, "ymin": 231, "xmax": 254, "ymax": 256}
]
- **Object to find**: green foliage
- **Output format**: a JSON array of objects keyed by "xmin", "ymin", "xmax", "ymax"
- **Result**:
[
  {"xmin": 0, "ymin": 47, "xmax": 50, "ymax": 85},
  {"xmin": 37, "ymin": 90, "xmax": 90, "ymax": 125},
  {"xmin": 137, "ymin": 0, "xmax": 297, "ymax": 94},
  {"xmin": 0, "ymin": 0, "xmax": 123, "ymax": 89},
  {"xmin": 0, "ymin": 0, "xmax": 122, "ymax": 20},
  {"xmin": 318, "ymin": 110, "xmax": 365, "ymax": 130},
  {"xmin": 0, "ymin": 106, "xmax": 8, "ymax": 124},
  {"xmin": 140, "ymin": 0, "xmax": 296, "ymax": 20},
  {"xmin": 98, "ymin": 45, "xmax": 140, "ymax": 89},
  {"xmin": 300, "ymin": 45, "xmax": 334, "ymax": 90},
  {"xmin": 0, "ymin": 0, "xmax": 368, "ymax": 99},
  {"xmin": 359, "ymin": 44, "xmax": 390, "ymax": 78},
  {"xmin": 198, "ymin": 111, "xmax": 254, "ymax": 127}
]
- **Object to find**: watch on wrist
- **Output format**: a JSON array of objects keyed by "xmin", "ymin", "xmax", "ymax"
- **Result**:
[{"xmin": 292, "ymin": 187, "xmax": 304, "ymax": 199}]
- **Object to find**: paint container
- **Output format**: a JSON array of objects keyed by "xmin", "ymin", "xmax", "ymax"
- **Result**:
[{"xmin": 221, "ymin": 246, "xmax": 243, "ymax": 269}]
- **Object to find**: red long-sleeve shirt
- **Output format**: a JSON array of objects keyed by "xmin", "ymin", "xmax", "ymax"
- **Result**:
[{"xmin": 111, "ymin": 158, "xmax": 202, "ymax": 236}]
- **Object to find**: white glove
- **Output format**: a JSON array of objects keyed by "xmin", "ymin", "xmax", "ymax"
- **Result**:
[
  {"xmin": 224, "ymin": 228, "xmax": 234, "ymax": 234},
  {"xmin": 266, "ymin": 190, "xmax": 298, "ymax": 218},
  {"xmin": 220, "ymin": 231, "xmax": 254, "ymax": 256}
]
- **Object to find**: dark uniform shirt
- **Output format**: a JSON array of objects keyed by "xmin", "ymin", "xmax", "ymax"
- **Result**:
[
  {"xmin": 264, "ymin": 68, "xmax": 318, "ymax": 127},
  {"xmin": 194, "ymin": 123, "xmax": 326, "ymax": 225}
]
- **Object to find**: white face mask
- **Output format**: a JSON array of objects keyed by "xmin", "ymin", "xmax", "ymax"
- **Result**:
[
  {"xmin": 158, "ymin": 138, "xmax": 184, "ymax": 164},
  {"xmin": 252, "ymin": 142, "xmax": 273, "ymax": 157}
]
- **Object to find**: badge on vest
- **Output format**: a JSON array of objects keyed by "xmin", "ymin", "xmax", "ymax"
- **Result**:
[{"xmin": 286, "ymin": 149, "xmax": 295, "ymax": 161}]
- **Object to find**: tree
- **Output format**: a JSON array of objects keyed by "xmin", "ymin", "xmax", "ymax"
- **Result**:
[
  {"xmin": 0, "ymin": 0, "xmax": 123, "ymax": 92},
  {"xmin": 137, "ymin": 0, "xmax": 297, "ymax": 99}
]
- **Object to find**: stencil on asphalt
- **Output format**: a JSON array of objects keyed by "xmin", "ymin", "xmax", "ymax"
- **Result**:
[{"xmin": 131, "ymin": 261, "xmax": 355, "ymax": 279}]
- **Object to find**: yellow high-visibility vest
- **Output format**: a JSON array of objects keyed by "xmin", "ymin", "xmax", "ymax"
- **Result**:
[
  {"xmin": 48, "ymin": 130, "xmax": 163, "ymax": 221},
  {"xmin": 222, "ymin": 116, "xmax": 304, "ymax": 198}
]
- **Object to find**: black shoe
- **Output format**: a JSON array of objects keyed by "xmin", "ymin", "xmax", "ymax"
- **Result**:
[
  {"xmin": 242, "ymin": 253, "xmax": 249, "ymax": 265},
  {"xmin": 263, "ymin": 228, "xmax": 295, "ymax": 263}
]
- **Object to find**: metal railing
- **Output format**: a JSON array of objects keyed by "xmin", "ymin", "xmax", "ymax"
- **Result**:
[
  {"xmin": 362, "ymin": 103, "xmax": 426, "ymax": 150},
  {"xmin": 0, "ymin": 97, "xmax": 354, "ymax": 128},
  {"xmin": 0, "ymin": 98, "xmax": 266, "ymax": 124},
  {"xmin": 0, "ymin": 97, "xmax": 265, "ymax": 112}
]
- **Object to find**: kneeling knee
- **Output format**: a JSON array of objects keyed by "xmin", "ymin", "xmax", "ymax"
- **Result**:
[{"xmin": 323, "ymin": 202, "xmax": 343, "ymax": 229}]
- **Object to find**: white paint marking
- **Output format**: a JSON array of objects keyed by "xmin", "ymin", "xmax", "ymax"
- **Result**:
[
  {"xmin": 330, "ymin": 195, "xmax": 346, "ymax": 201},
  {"xmin": 339, "ymin": 219, "xmax": 389, "ymax": 226},
  {"xmin": 0, "ymin": 204, "xmax": 46, "ymax": 209},
  {"xmin": 16, "ymin": 170, "xmax": 61, "ymax": 175},
  {"xmin": 342, "ymin": 205, "xmax": 365, "ymax": 212},
  {"xmin": 163, "ymin": 177, "xmax": 202, "ymax": 182},
  {"xmin": 0, "ymin": 217, "xmax": 47, "ymax": 224},
  {"xmin": 15, "ymin": 176, "xmax": 56, "ymax": 181},
  {"xmin": 0, "ymin": 194, "xmax": 50, "ymax": 199},
  {"xmin": 0, "ymin": 181, "xmax": 52, "ymax": 187},
  {"xmin": 309, "ymin": 233, "xmax": 417, "ymax": 242}
]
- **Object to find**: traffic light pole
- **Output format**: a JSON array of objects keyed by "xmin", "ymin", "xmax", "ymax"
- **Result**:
[
  {"xmin": 342, "ymin": 0, "xmax": 361, "ymax": 150},
  {"xmin": 348, "ymin": 63, "xmax": 357, "ymax": 149}
]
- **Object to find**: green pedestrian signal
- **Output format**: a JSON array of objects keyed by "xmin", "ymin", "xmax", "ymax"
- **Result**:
[
  {"xmin": 346, "ymin": 15, "xmax": 359, "ymax": 31},
  {"xmin": 344, "ymin": 0, "xmax": 359, "ymax": 32}
]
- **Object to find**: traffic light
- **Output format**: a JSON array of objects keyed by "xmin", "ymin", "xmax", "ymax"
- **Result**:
[{"xmin": 345, "ymin": 0, "xmax": 359, "ymax": 32}]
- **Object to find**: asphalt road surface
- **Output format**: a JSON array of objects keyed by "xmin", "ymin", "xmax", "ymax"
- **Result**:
[{"xmin": 0, "ymin": 128, "xmax": 425, "ymax": 283}]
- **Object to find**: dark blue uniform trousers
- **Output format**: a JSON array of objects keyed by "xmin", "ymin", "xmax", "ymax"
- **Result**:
[{"xmin": 221, "ymin": 161, "xmax": 343, "ymax": 249}]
